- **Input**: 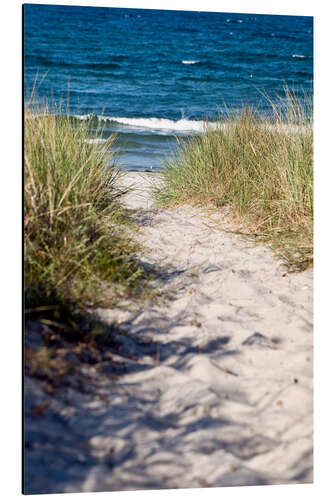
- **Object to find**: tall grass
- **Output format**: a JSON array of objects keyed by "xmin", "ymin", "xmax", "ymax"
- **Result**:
[
  {"xmin": 156, "ymin": 91, "xmax": 313, "ymax": 271},
  {"xmin": 24, "ymin": 104, "xmax": 143, "ymax": 317}
]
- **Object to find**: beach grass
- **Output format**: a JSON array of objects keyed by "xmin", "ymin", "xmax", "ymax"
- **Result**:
[
  {"xmin": 156, "ymin": 90, "xmax": 313, "ymax": 271},
  {"xmin": 24, "ymin": 103, "xmax": 145, "ymax": 323}
]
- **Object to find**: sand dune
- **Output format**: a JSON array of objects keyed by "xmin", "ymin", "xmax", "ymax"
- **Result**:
[{"xmin": 25, "ymin": 172, "xmax": 313, "ymax": 493}]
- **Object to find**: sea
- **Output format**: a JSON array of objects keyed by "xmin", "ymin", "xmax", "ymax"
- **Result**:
[{"xmin": 24, "ymin": 4, "xmax": 313, "ymax": 172}]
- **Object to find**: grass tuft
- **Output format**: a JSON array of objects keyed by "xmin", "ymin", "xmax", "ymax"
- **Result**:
[
  {"xmin": 156, "ymin": 90, "xmax": 313, "ymax": 271},
  {"xmin": 25, "ymin": 101, "xmax": 145, "ymax": 319}
]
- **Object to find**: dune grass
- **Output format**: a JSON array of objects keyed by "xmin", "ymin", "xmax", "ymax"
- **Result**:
[
  {"xmin": 24, "ymin": 104, "xmax": 145, "ymax": 323},
  {"xmin": 156, "ymin": 91, "xmax": 313, "ymax": 271}
]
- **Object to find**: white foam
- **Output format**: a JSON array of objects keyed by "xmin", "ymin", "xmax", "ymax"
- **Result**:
[
  {"xmin": 181, "ymin": 60, "xmax": 200, "ymax": 65},
  {"xmin": 76, "ymin": 115, "xmax": 219, "ymax": 133},
  {"xmin": 74, "ymin": 114, "xmax": 92, "ymax": 121},
  {"xmin": 30, "ymin": 112, "xmax": 309, "ymax": 137},
  {"xmin": 84, "ymin": 138, "xmax": 107, "ymax": 144},
  {"xmin": 292, "ymin": 54, "xmax": 305, "ymax": 58},
  {"xmin": 76, "ymin": 115, "xmax": 310, "ymax": 135}
]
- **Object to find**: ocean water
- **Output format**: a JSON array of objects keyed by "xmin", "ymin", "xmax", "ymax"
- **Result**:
[{"xmin": 24, "ymin": 4, "xmax": 313, "ymax": 171}]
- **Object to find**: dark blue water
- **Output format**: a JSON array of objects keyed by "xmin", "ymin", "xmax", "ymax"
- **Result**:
[{"xmin": 24, "ymin": 4, "xmax": 313, "ymax": 171}]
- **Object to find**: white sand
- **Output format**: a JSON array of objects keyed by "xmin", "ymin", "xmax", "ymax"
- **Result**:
[{"xmin": 25, "ymin": 172, "xmax": 313, "ymax": 493}]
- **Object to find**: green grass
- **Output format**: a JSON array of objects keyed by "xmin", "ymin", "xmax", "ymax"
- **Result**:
[
  {"xmin": 24, "ymin": 103, "xmax": 145, "ymax": 321},
  {"xmin": 156, "ymin": 91, "xmax": 313, "ymax": 271}
]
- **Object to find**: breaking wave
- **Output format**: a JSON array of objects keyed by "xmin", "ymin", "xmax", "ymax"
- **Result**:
[{"xmin": 75, "ymin": 115, "xmax": 219, "ymax": 133}]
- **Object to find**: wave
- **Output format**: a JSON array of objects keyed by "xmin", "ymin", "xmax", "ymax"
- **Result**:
[
  {"xmin": 84, "ymin": 138, "xmax": 107, "ymax": 144},
  {"xmin": 182, "ymin": 60, "xmax": 200, "ymax": 65},
  {"xmin": 74, "ymin": 114, "xmax": 219, "ymax": 132},
  {"xmin": 30, "ymin": 113, "xmax": 308, "ymax": 137},
  {"xmin": 292, "ymin": 54, "xmax": 306, "ymax": 58},
  {"xmin": 226, "ymin": 18, "xmax": 244, "ymax": 23}
]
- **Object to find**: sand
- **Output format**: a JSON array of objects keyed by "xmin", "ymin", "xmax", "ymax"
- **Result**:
[{"xmin": 25, "ymin": 172, "xmax": 313, "ymax": 493}]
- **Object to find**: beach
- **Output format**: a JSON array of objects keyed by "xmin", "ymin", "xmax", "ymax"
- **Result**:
[
  {"xmin": 24, "ymin": 5, "xmax": 313, "ymax": 493},
  {"xmin": 25, "ymin": 172, "xmax": 313, "ymax": 493}
]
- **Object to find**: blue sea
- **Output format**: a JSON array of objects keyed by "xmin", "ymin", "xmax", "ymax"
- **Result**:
[{"xmin": 24, "ymin": 4, "xmax": 313, "ymax": 171}]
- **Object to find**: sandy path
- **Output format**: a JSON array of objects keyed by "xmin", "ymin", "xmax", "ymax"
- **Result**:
[{"xmin": 25, "ymin": 172, "xmax": 313, "ymax": 493}]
